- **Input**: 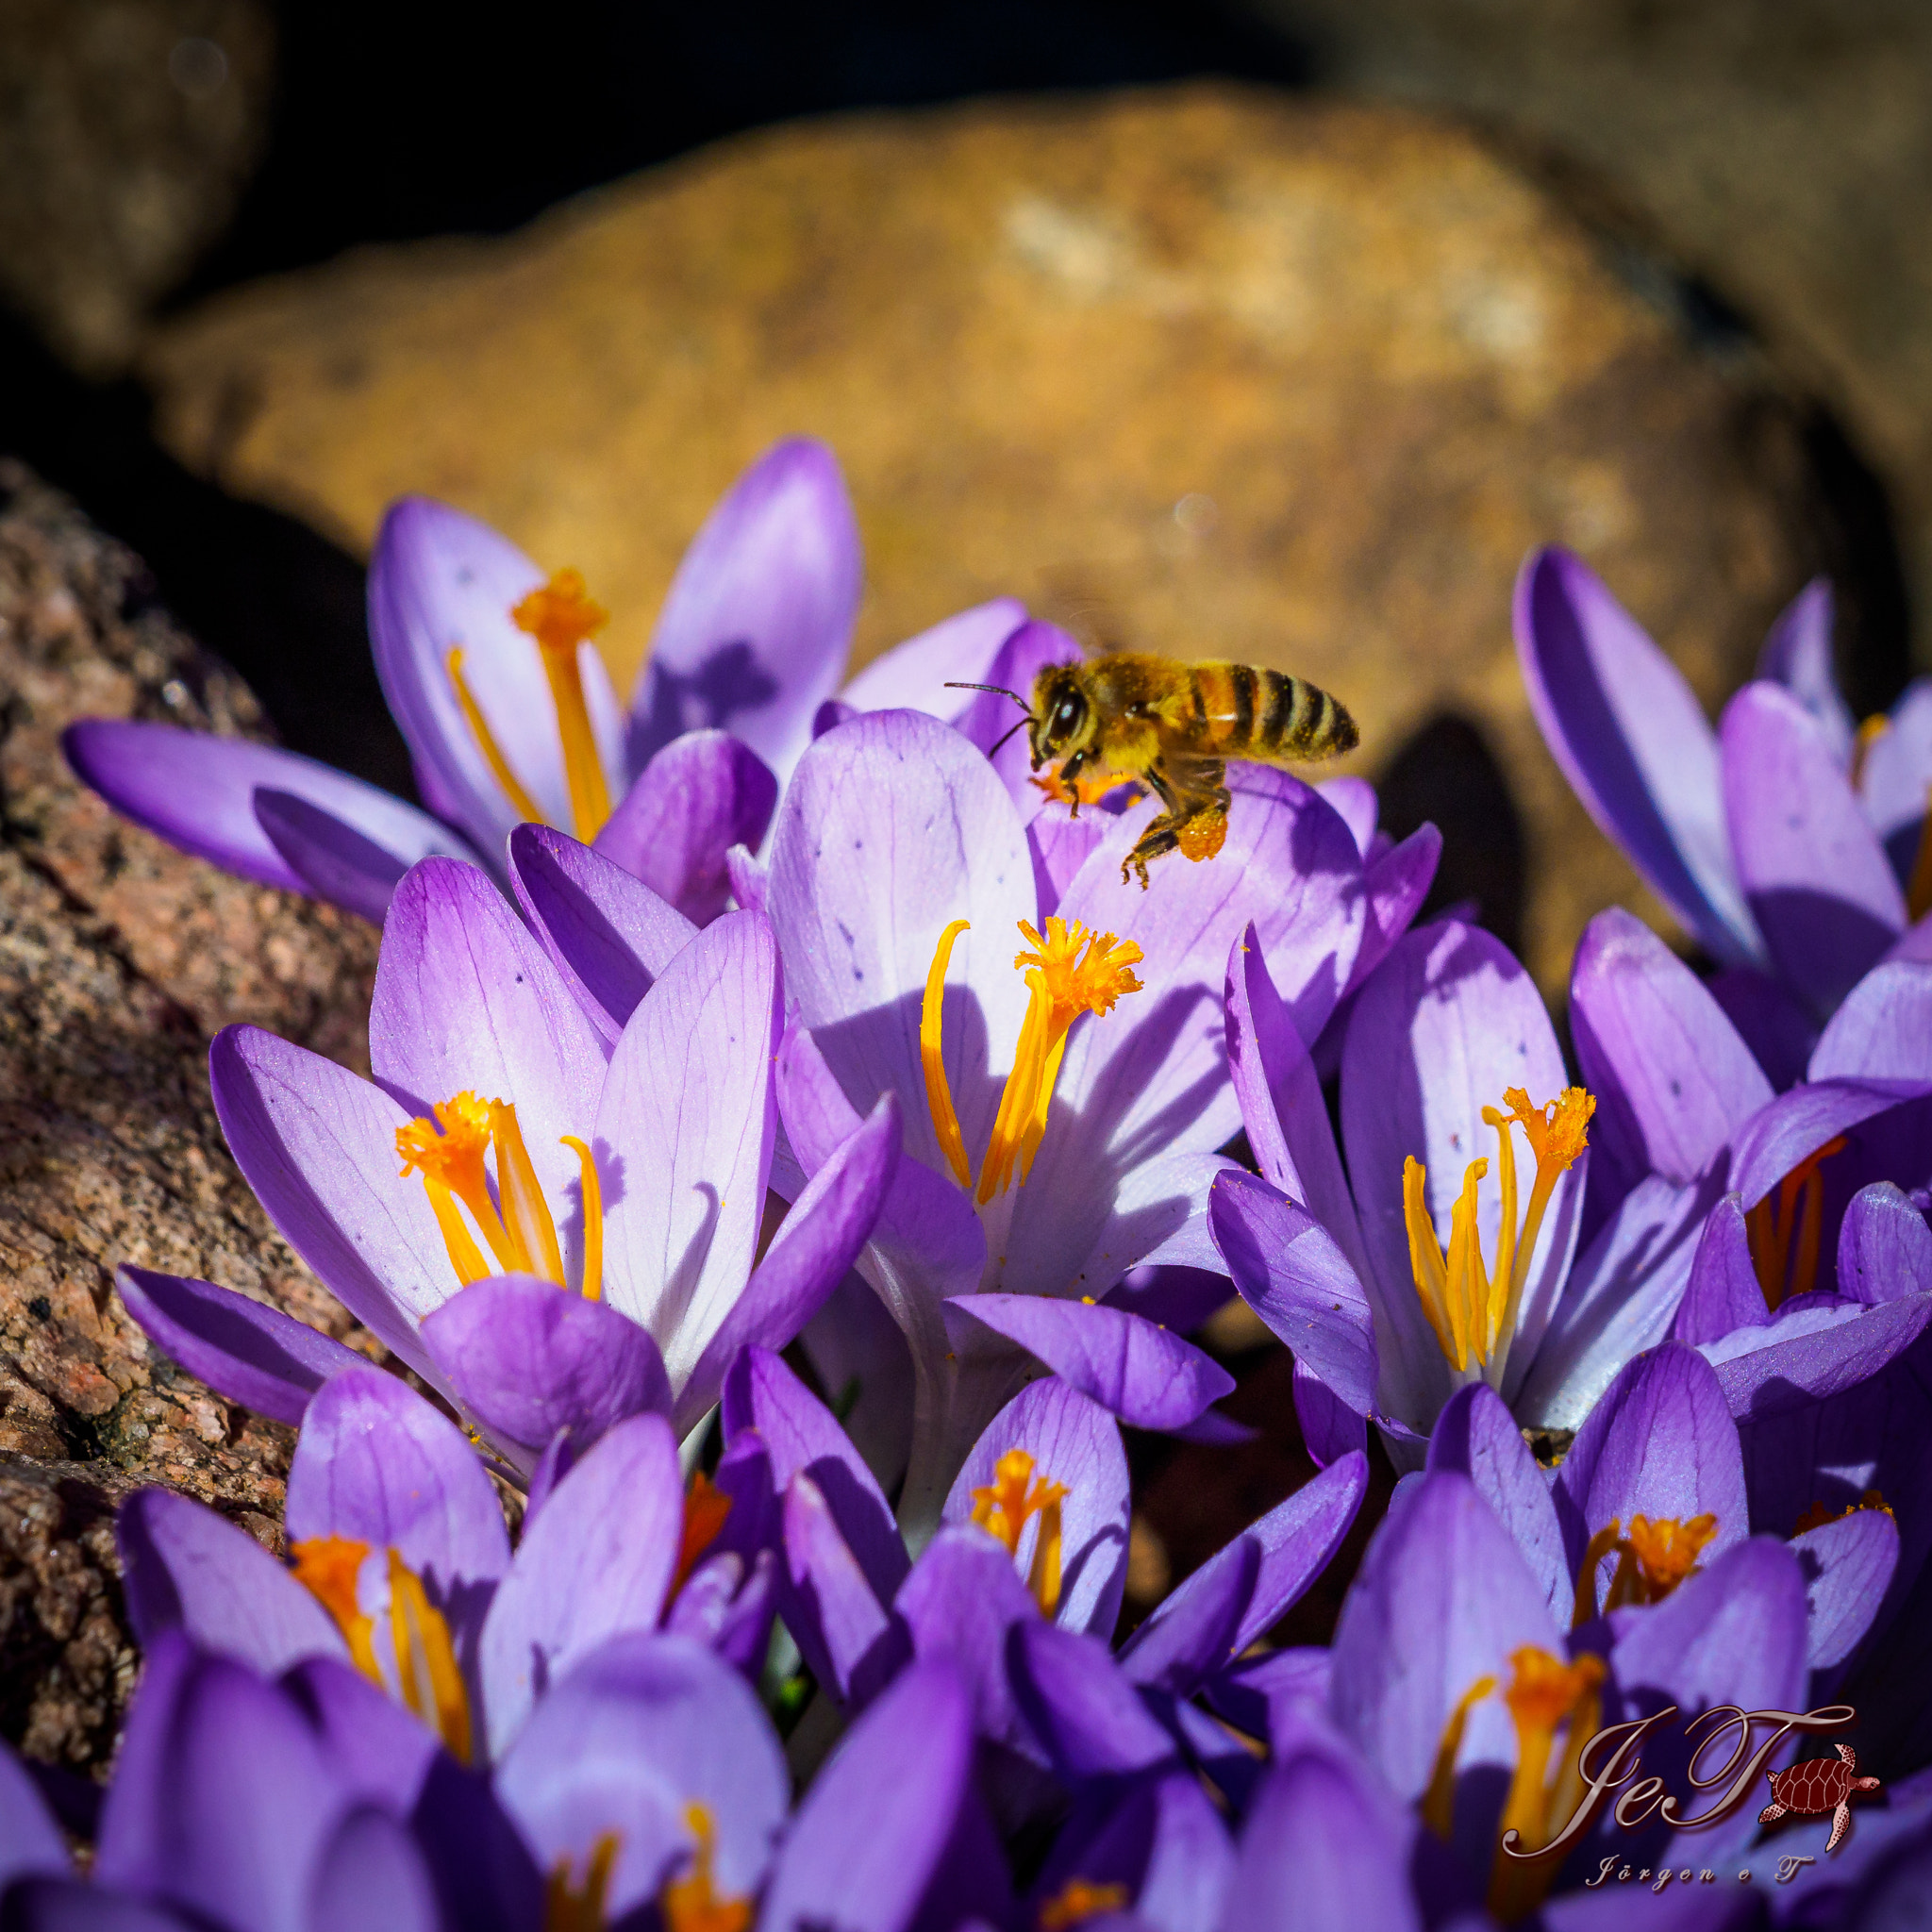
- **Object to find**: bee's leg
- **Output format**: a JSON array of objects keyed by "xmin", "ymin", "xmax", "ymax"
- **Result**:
[
  {"xmin": 1121, "ymin": 816, "xmax": 1182, "ymax": 890},
  {"xmin": 1172, "ymin": 770, "xmax": 1231, "ymax": 865},
  {"xmin": 1058, "ymin": 748, "xmax": 1094, "ymax": 817}
]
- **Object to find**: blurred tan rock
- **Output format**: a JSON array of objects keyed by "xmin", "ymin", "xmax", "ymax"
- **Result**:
[
  {"xmin": 1239, "ymin": 0, "xmax": 1932, "ymax": 666},
  {"xmin": 141, "ymin": 86, "xmax": 1844, "ymax": 985},
  {"xmin": 0, "ymin": 0, "xmax": 274, "ymax": 372},
  {"xmin": 0, "ymin": 458, "xmax": 377, "ymax": 1771}
]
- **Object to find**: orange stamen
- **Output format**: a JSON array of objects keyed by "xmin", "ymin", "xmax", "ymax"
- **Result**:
[
  {"xmin": 971, "ymin": 1447, "xmax": 1070, "ymax": 1615},
  {"xmin": 1038, "ymin": 1879, "xmax": 1132, "ymax": 1930},
  {"xmin": 1794, "ymin": 1488, "xmax": 1893, "ymax": 1535},
  {"xmin": 660, "ymin": 1804, "xmax": 753, "ymax": 1932},
  {"xmin": 1491, "ymin": 1647, "xmax": 1605, "ymax": 1920},
  {"xmin": 512, "ymin": 569, "xmax": 613, "ymax": 842},
  {"xmin": 672, "ymin": 1473, "xmax": 733, "ymax": 1600},
  {"xmin": 1747, "ymin": 1136, "xmax": 1848, "ymax": 1310},
  {"xmin": 290, "ymin": 1536, "xmax": 379, "ymax": 1677},
  {"xmin": 545, "ymin": 1833, "xmax": 621, "ymax": 1932},
  {"xmin": 447, "ymin": 647, "xmax": 547, "ymax": 825}
]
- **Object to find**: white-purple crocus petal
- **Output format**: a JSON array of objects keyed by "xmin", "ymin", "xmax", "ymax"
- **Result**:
[{"xmin": 629, "ymin": 437, "xmax": 862, "ymax": 784}]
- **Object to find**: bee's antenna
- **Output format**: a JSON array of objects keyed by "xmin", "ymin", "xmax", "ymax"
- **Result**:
[
  {"xmin": 987, "ymin": 718, "xmax": 1031, "ymax": 759},
  {"xmin": 944, "ymin": 681, "xmax": 1031, "ymax": 716}
]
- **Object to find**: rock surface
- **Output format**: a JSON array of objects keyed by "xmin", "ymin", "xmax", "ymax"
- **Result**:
[
  {"xmin": 0, "ymin": 0, "xmax": 275, "ymax": 374},
  {"xmin": 140, "ymin": 85, "xmax": 1848, "ymax": 986},
  {"xmin": 0, "ymin": 458, "xmax": 376, "ymax": 1772}
]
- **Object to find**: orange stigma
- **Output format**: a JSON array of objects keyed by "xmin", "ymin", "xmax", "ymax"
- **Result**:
[
  {"xmin": 971, "ymin": 1447, "xmax": 1069, "ymax": 1615},
  {"xmin": 1747, "ymin": 1136, "xmax": 1847, "ymax": 1311},
  {"xmin": 1572, "ymin": 1513, "xmax": 1718, "ymax": 1625},
  {"xmin": 446, "ymin": 566, "xmax": 614, "ymax": 841},
  {"xmin": 671, "ymin": 1472, "xmax": 733, "ymax": 1600},
  {"xmin": 1491, "ymin": 1647, "xmax": 1606, "ymax": 1920},
  {"xmin": 396, "ymin": 1093, "xmax": 602, "ymax": 1299},
  {"xmin": 1038, "ymin": 1879, "xmax": 1132, "ymax": 1930},
  {"xmin": 659, "ymin": 1804, "xmax": 753, "ymax": 1932},
  {"xmin": 921, "ymin": 918, "xmax": 1144, "ymax": 1207},
  {"xmin": 1403, "ymin": 1087, "xmax": 1594, "ymax": 1380},
  {"xmin": 291, "ymin": 1538, "xmax": 473, "ymax": 1760}
]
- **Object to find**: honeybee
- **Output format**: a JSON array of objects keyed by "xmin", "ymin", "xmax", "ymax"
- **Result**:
[{"xmin": 953, "ymin": 655, "xmax": 1357, "ymax": 889}]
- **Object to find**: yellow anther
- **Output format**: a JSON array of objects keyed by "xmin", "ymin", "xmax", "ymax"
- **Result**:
[
  {"xmin": 660, "ymin": 1804, "xmax": 753, "ymax": 1932},
  {"xmin": 1794, "ymin": 1488, "xmax": 1893, "ymax": 1536},
  {"xmin": 1851, "ymin": 714, "xmax": 1890, "ymax": 791},
  {"xmin": 672, "ymin": 1473, "xmax": 733, "ymax": 1601},
  {"xmin": 561, "ymin": 1135, "xmax": 603, "ymax": 1301},
  {"xmin": 1747, "ymin": 1135, "xmax": 1847, "ymax": 1312},
  {"xmin": 977, "ymin": 919, "xmax": 1143, "ymax": 1205},
  {"xmin": 1405, "ymin": 1088, "xmax": 1593, "ymax": 1381},
  {"xmin": 1423, "ymin": 1671, "xmax": 1497, "ymax": 1840},
  {"xmin": 291, "ymin": 1539, "xmax": 473, "ymax": 1763},
  {"xmin": 1039, "ymin": 1878, "xmax": 1132, "ymax": 1930},
  {"xmin": 921, "ymin": 920, "xmax": 974, "ymax": 1187},
  {"xmin": 971, "ymin": 1447, "xmax": 1070, "ymax": 1616},
  {"xmin": 921, "ymin": 917, "xmax": 1144, "ymax": 1208},
  {"xmin": 1030, "ymin": 766, "xmax": 1141, "ymax": 810},
  {"xmin": 447, "ymin": 648, "xmax": 548, "ymax": 825},
  {"xmin": 1574, "ymin": 1513, "xmax": 1717, "ymax": 1624},
  {"xmin": 387, "ymin": 1548, "xmax": 473, "ymax": 1763},
  {"xmin": 289, "ymin": 1536, "xmax": 380, "ymax": 1678},
  {"xmin": 399, "ymin": 1093, "xmax": 602, "ymax": 1296},
  {"xmin": 546, "ymin": 1833, "xmax": 621, "ymax": 1932},
  {"xmin": 1491, "ymin": 1646, "xmax": 1605, "ymax": 1920},
  {"xmin": 512, "ymin": 569, "xmax": 613, "ymax": 842}
]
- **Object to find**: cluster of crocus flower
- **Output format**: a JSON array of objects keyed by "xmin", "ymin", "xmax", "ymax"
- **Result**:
[{"xmin": 30, "ymin": 448, "xmax": 1932, "ymax": 1930}]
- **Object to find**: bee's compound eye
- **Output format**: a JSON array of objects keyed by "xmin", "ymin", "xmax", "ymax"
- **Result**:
[{"xmin": 1055, "ymin": 697, "xmax": 1083, "ymax": 732}]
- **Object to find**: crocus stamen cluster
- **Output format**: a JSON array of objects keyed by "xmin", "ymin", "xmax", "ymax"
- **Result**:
[
  {"xmin": 921, "ymin": 917, "xmax": 1145, "ymax": 1208},
  {"xmin": 545, "ymin": 1831, "xmax": 620, "ymax": 1932},
  {"xmin": 1422, "ymin": 1670, "xmax": 1498, "ymax": 1838},
  {"xmin": 660, "ymin": 1803, "xmax": 753, "ymax": 1932},
  {"xmin": 1402, "ymin": 1086, "xmax": 1594, "ymax": 1377},
  {"xmin": 1491, "ymin": 1646, "xmax": 1606, "ymax": 1919},
  {"xmin": 1038, "ymin": 1878, "xmax": 1131, "ymax": 1929},
  {"xmin": 970, "ymin": 1446, "xmax": 1069, "ymax": 1616},
  {"xmin": 289, "ymin": 1536, "xmax": 474, "ymax": 1760},
  {"xmin": 1793, "ymin": 1488, "xmax": 1893, "ymax": 1534},
  {"xmin": 1571, "ymin": 1511, "xmax": 1718, "ymax": 1625},
  {"xmin": 1747, "ymin": 1134, "xmax": 1847, "ymax": 1310},
  {"xmin": 396, "ymin": 1091, "xmax": 603, "ymax": 1297},
  {"xmin": 446, "ymin": 565, "xmax": 614, "ymax": 842}
]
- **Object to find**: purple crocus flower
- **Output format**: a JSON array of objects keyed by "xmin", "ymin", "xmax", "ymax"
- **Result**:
[
  {"xmin": 62, "ymin": 439, "xmax": 1030, "ymax": 926},
  {"xmin": 691, "ymin": 705, "xmax": 1438, "ymax": 1530},
  {"xmin": 0, "ymin": 1592, "xmax": 999, "ymax": 1930},
  {"xmin": 1515, "ymin": 550, "xmax": 1932, "ymax": 1051},
  {"xmin": 1571, "ymin": 907, "xmax": 1932, "ymax": 1424},
  {"xmin": 115, "ymin": 855, "xmax": 896, "ymax": 1451},
  {"xmin": 1209, "ymin": 913, "xmax": 1657, "ymax": 1460}
]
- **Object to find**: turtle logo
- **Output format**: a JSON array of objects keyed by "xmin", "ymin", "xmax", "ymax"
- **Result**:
[{"xmin": 1758, "ymin": 1743, "xmax": 1881, "ymax": 1852}]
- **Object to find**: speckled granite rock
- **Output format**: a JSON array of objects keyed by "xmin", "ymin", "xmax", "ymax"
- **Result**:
[
  {"xmin": 138, "ymin": 85, "xmax": 1852, "ymax": 986},
  {"xmin": 0, "ymin": 458, "xmax": 376, "ymax": 1772}
]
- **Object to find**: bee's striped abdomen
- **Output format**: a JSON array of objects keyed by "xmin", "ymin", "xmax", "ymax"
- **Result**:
[{"xmin": 1255, "ymin": 668, "xmax": 1357, "ymax": 759}]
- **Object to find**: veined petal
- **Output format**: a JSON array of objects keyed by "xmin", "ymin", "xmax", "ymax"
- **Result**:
[
  {"xmin": 1810, "ymin": 959, "xmax": 1932, "ymax": 1083},
  {"xmin": 286, "ymin": 1365, "xmax": 511, "ymax": 1626},
  {"xmin": 838, "ymin": 599, "xmax": 1028, "ymax": 715},
  {"xmin": 782, "ymin": 1472, "xmax": 908, "ymax": 1707},
  {"xmin": 941, "ymin": 1293, "xmax": 1233, "ymax": 1433},
  {"xmin": 675, "ymin": 1093, "xmax": 900, "ymax": 1433},
  {"xmin": 953, "ymin": 619, "xmax": 1082, "ymax": 809},
  {"xmin": 208, "ymin": 1024, "xmax": 453, "ymax": 1377},
  {"xmin": 118, "ymin": 1490, "xmax": 344, "ymax": 1675},
  {"xmin": 1839, "ymin": 1181, "xmax": 1932, "ymax": 1305},
  {"xmin": 61, "ymin": 719, "xmax": 471, "ymax": 907},
  {"xmin": 1670, "ymin": 1194, "xmax": 1766, "ymax": 1345},
  {"xmin": 1344, "ymin": 824, "xmax": 1442, "ymax": 1000},
  {"xmin": 1701, "ymin": 1294, "xmax": 1932, "ymax": 1421},
  {"xmin": 419, "ymin": 1273, "xmax": 671, "ymax": 1457},
  {"xmin": 594, "ymin": 908, "xmax": 781, "ymax": 1387},
  {"xmin": 367, "ymin": 495, "xmax": 575, "ymax": 851},
  {"xmin": 1722, "ymin": 681, "xmax": 1904, "ymax": 1017},
  {"xmin": 1551, "ymin": 1342, "xmax": 1747, "ymax": 1585},
  {"xmin": 115, "ymin": 1265, "xmax": 364, "ymax": 1426},
  {"xmin": 593, "ymin": 729, "xmax": 778, "ymax": 926},
  {"xmin": 1009, "ymin": 1621, "xmax": 1177, "ymax": 1778},
  {"xmin": 766, "ymin": 708, "xmax": 1036, "ymax": 1185},
  {"xmin": 628, "ymin": 438, "xmax": 861, "ymax": 781},
  {"xmin": 493, "ymin": 1631, "xmax": 787, "ymax": 1923},
  {"xmin": 508, "ymin": 822, "xmax": 696, "ymax": 1046},
  {"xmin": 1514, "ymin": 546, "xmax": 1757, "ymax": 965},
  {"xmin": 942, "ymin": 1378, "xmax": 1128, "ymax": 1637},
  {"xmin": 253, "ymin": 788, "xmax": 484, "ymax": 925},
  {"xmin": 1427, "ymin": 1382, "xmax": 1571, "ymax": 1620},
  {"xmin": 371, "ymin": 858, "xmax": 609, "ymax": 1231},
  {"xmin": 1570, "ymin": 907, "xmax": 1771, "ymax": 1184},
  {"xmin": 476, "ymin": 1411, "xmax": 683, "ymax": 1757},
  {"xmin": 1795, "ymin": 1506, "xmax": 1899, "ymax": 1676}
]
